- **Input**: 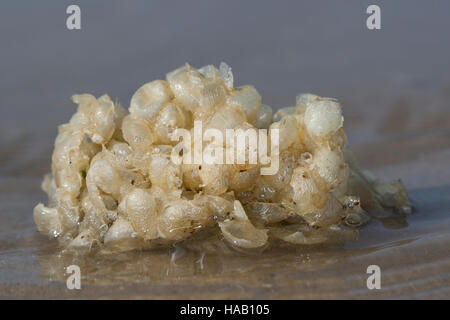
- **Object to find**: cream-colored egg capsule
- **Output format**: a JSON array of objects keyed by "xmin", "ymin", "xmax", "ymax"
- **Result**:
[
  {"xmin": 304, "ymin": 99, "xmax": 343, "ymax": 138},
  {"xmin": 129, "ymin": 80, "xmax": 173, "ymax": 121},
  {"xmin": 33, "ymin": 62, "xmax": 412, "ymax": 252},
  {"xmin": 121, "ymin": 115, "xmax": 154, "ymax": 152}
]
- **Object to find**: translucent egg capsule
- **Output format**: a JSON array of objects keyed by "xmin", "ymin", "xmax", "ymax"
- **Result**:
[
  {"xmin": 229, "ymin": 166, "xmax": 260, "ymax": 192},
  {"xmin": 157, "ymin": 199, "xmax": 212, "ymax": 241},
  {"xmin": 153, "ymin": 103, "xmax": 187, "ymax": 144},
  {"xmin": 107, "ymin": 140, "xmax": 134, "ymax": 169},
  {"xmin": 244, "ymin": 202, "xmax": 289, "ymax": 227},
  {"xmin": 204, "ymin": 105, "xmax": 247, "ymax": 136},
  {"xmin": 218, "ymin": 200, "xmax": 268, "ymax": 249},
  {"xmin": 301, "ymin": 194, "xmax": 344, "ymax": 227},
  {"xmin": 295, "ymin": 93, "xmax": 320, "ymax": 106},
  {"xmin": 148, "ymin": 146, "xmax": 183, "ymax": 193},
  {"xmin": 51, "ymin": 129, "xmax": 98, "ymax": 202},
  {"xmin": 269, "ymin": 115, "xmax": 298, "ymax": 151},
  {"xmin": 121, "ymin": 115, "xmax": 154, "ymax": 152},
  {"xmin": 34, "ymin": 63, "xmax": 411, "ymax": 252},
  {"xmin": 87, "ymin": 152, "xmax": 127, "ymax": 199},
  {"xmin": 199, "ymin": 163, "xmax": 236, "ymax": 195},
  {"xmin": 167, "ymin": 64, "xmax": 227, "ymax": 117},
  {"xmin": 182, "ymin": 163, "xmax": 202, "ymax": 191},
  {"xmin": 129, "ymin": 80, "xmax": 173, "ymax": 121},
  {"xmin": 289, "ymin": 166, "xmax": 327, "ymax": 215},
  {"xmin": 272, "ymin": 106, "xmax": 296, "ymax": 122},
  {"xmin": 118, "ymin": 188, "xmax": 159, "ymax": 240},
  {"xmin": 103, "ymin": 217, "xmax": 143, "ymax": 251},
  {"xmin": 218, "ymin": 61, "xmax": 234, "ymax": 90},
  {"xmin": 71, "ymin": 94, "xmax": 123, "ymax": 145},
  {"xmin": 227, "ymin": 85, "xmax": 261, "ymax": 124},
  {"xmin": 33, "ymin": 204, "xmax": 62, "ymax": 238},
  {"xmin": 192, "ymin": 193, "xmax": 234, "ymax": 218},
  {"xmin": 311, "ymin": 147, "xmax": 348, "ymax": 190},
  {"xmin": 198, "ymin": 64, "xmax": 221, "ymax": 78},
  {"xmin": 263, "ymin": 150, "xmax": 300, "ymax": 191},
  {"xmin": 254, "ymin": 104, "xmax": 273, "ymax": 129},
  {"xmin": 304, "ymin": 99, "xmax": 343, "ymax": 138}
]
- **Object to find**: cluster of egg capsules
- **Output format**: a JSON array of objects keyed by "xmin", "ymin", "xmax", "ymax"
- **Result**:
[{"xmin": 33, "ymin": 63, "xmax": 411, "ymax": 253}]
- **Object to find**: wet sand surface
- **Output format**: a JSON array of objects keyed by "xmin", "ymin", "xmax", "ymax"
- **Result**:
[
  {"xmin": 0, "ymin": 175, "xmax": 449, "ymax": 299},
  {"xmin": 0, "ymin": 1, "xmax": 449, "ymax": 299}
]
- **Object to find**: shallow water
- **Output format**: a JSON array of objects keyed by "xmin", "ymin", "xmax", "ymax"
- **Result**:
[{"xmin": 1, "ymin": 1, "xmax": 450, "ymax": 299}]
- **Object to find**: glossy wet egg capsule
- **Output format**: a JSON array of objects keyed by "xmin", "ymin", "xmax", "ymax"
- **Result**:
[{"xmin": 33, "ymin": 62, "xmax": 411, "ymax": 252}]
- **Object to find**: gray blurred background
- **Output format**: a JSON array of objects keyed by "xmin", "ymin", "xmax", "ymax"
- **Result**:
[{"xmin": 1, "ymin": 0, "xmax": 450, "ymax": 187}]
